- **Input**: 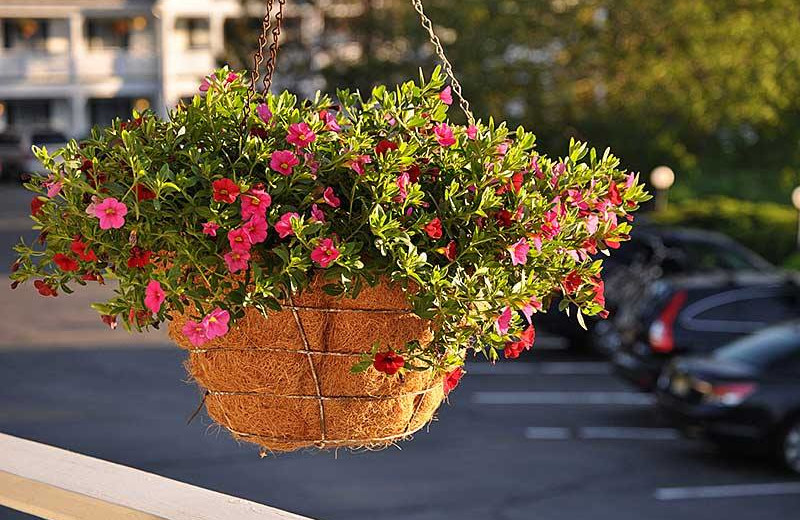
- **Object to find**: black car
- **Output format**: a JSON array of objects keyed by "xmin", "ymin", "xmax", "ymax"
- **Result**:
[
  {"xmin": 612, "ymin": 272, "xmax": 800, "ymax": 390},
  {"xmin": 536, "ymin": 226, "xmax": 774, "ymax": 350},
  {"xmin": 656, "ymin": 321, "xmax": 800, "ymax": 473}
]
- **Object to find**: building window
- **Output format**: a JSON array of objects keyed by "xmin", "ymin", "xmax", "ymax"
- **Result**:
[
  {"xmin": 89, "ymin": 97, "xmax": 145, "ymax": 127},
  {"xmin": 2, "ymin": 19, "xmax": 49, "ymax": 51},
  {"xmin": 175, "ymin": 18, "xmax": 210, "ymax": 50},
  {"xmin": 86, "ymin": 19, "xmax": 131, "ymax": 50},
  {"xmin": 6, "ymin": 99, "xmax": 51, "ymax": 129}
]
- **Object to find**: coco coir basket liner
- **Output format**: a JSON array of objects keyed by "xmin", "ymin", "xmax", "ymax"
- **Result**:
[{"xmin": 168, "ymin": 279, "xmax": 445, "ymax": 452}]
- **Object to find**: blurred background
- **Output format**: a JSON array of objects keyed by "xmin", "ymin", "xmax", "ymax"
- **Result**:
[{"xmin": 1, "ymin": 1, "xmax": 800, "ymax": 519}]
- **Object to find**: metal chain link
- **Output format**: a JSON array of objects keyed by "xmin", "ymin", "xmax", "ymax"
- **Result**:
[
  {"xmin": 243, "ymin": 0, "xmax": 285, "ymax": 127},
  {"xmin": 410, "ymin": 0, "xmax": 475, "ymax": 124},
  {"xmin": 262, "ymin": 0, "xmax": 286, "ymax": 93}
]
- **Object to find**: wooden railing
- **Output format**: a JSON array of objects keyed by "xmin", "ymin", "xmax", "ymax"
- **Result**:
[{"xmin": 0, "ymin": 433, "xmax": 313, "ymax": 520}]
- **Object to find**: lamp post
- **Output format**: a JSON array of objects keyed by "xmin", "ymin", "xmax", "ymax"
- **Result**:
[
  {"xmin": 650, "ymin": 166, "xmax": 675, "ymax": 212},
  {"xmin": 792, "ymin": 186, "xmax": 800, "ymax": 249}
]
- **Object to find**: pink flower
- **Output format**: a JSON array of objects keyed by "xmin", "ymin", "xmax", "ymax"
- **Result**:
[
  {"xmin": 304, "ymin": 152, "xmax": 320, "ymax": 175},
  {"xmin": 44, "ymin": 176, "xmax": 62, "ymax": 198},
  {"xmin": 144, "ymin": 280, "xmax": 166, "ymax": 314},
  {"xmin": 466, "ymin": 125, "xmax": 478, "ymax": 140},
  {"xmin": 320, "ymin": 110, "xmax": 341, "ymax": 132},
  {"xmin": 225, "ymin": 72, "xmax": 238, "ymax": 83},
  {"xmin": 310, "ymin": 204, "xmax": 326, "ymax": 223},
  {"xmin": 323, "ymin": 187, "xmax": 341, "ymax": 208},
  {"xmin": 495, "ymin": 306, "xmax": 512, "ymax": 335},
  {"xmin": 270, "ymin": 150, "xmax": 300, "ymax": 176},
  {"xmin": 182, "ymin": 320, "xmax": 208, "ymax": 347},
  {"xmin": 241, "ymin": 189, "xmax": 271, "ymax": 220},
  {"xmin": 202, "ymin": 307, "xmax": 230, "ymax": 339},
  {"xmin": 275, "ymin": 212, "xmax": 299, "ymax": 238},
  {"xmin": 85, "ymin": 195, "xmax": 101, "ymax": 216},
  {"xmin": 199, "ymin": 77, "xmax": 211, "ymax": 92},
  {"xmin": 311, "ymin": 237, "xmax": 340, "ymax": 268},
  {"xmin": 393, "ymin": 172, "xmax": 410, "ymax": 203},
  {"xmin": 243, "ymin": 215, "xmax": 268, "ymax": 244},
  {"xmin": 256, "ymin": 103, "xmax": 272, "ymax": 124},
  {"xmin": 202, "ymin": 222, "xmax": 220, "ymax": 236},
  {"xmin": 521, "ymin": 297, "xmax": 543, "ymax": 324},
  {"xmin": 286, "ymin": 122, "xmax": 317, "ymax": 149},
  {"xmin": 347, "ymin": 154, "xmax": 372, "ymax": 175},
  {"xmin": 92, "ymin": 197, "xmax": 128, "ymax": 230},
  {"xmin": 439, "ymin": 86, "xmax": 453, "ymax": 105},
  {"xmin": 433, "ymin": 123, "xmax": 456, "ymax": 147},
  {"xmin": 509, "ymin": 238, "xmax": 530, "ymax": 266},
  {"xmin": 224, "ymin": 250, "xmax": 250, "ymax": 272},
  {"xmin": 228, "ymin": 227, "xmax": 252, "ymax": 252}
]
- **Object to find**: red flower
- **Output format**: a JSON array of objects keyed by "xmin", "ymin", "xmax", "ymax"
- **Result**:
[
  {"xmin": 495, "ymin": 209, "xmax": 513, "ymax": 228},
  {"xmin": 373, "ymin": 351, "xmax": 405, "ymax": 375},
  {"xmin": 442, "ymin": 240, "xmax": 457, "ymax": 261},
  {"xmin": 249, "ymin": 126, "xmax": 268, "ymax": 139},
  {"xmin": 375, "ymin": 140, "xmax": 398, "ymax": 156},
  {"xmin": 53, "ymin": 253, "xmax": 79, "ymax": 272},
  {"xmin": 444, "ymin": 367, "xmax": 465, "ymax": 395},
  {"xmin": 563, "ymin": 271, "xmax": 583, "ymax": 293},
  {"xmin": 127, "ymin": 247, "xmax": 153, "ymax": 268},
  {"xmin": 406, "ymin": 164, "xmax": 421, "ymax": 183},
  {"xmin": 30, "ymin": 197, "xmax": 45, "ymax": 217},
  {"xmin": 34, "ymin": 279, "xmax": 57, "ymax": 297},
  {"xmin": 82, "ymin": 272, "xmax": 105, "ymax": 284},
  {"xmin": 511, "ymin": 171, "xmax": 525, "ymax": 193},
  {"xmin": 128, "ymin": 308, "xmax": 152, "ymax": 327},
  {"xmin": 212, "ymin": 178, "xmax": 240, "ymax": 203},
  {"xmin": 101, "ymin": 314, "xmax": 118, "ymax": 329},
  {"xmin": 70, "ymin": 237, "xmax": 98, "ymax": 262},
  {"xmin": 607, "ymin": 180, "xmax": 623, "ymax": 206},
  {"xmin": 424, "ymin": 217, "xmax": 443, "ymax": 239},
  {"xmin": 504, "ymin": 325, "xmax": 536, "ymax": 359},
  {"xmin": 135, "ymin": 184, "xmax": 156, "ymax": 201}
]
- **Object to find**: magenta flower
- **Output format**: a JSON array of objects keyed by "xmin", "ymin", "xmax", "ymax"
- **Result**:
[
  {"xmin": 270, "ymin": 150, "xmax": 300, "ymax": 176},
  {"xmin": 286, "ymin": 122, "xmax": 317, "ymax": 149},
  {"xmin": 243, "ymin": 215, "xmax": 268, "ymax": 244},
  {"xmin": 241, "ymin": 189, "xmax": 271, "ymax": 220},
  {"xmin": 202, "ymin": 222, "xmax": 220, "ymax": 237},
  {"xmin": 320, "ymin": 110, "xmax": 341, "ymax": 132},
  {"xmin": 509, "ymin": 238, "xmax": 530, "ymax": 266},
  {"xmin": 439, "ymin": 86, "xmax": 453, "ymax": 105},
  {"xmin": 92, "ymin": 197, "xmax": 128, "ymax": 230},
  {"xmin": 311, "ymin": 237, "xmax": 340, "ymax": 268},
  {"xmin": 393, "ymin": 172, "xmax": 410, "ymax": 203},
  {"xmin": 144, "ymin": 280, "xmax": 166, "ymax": 314},
  {"xmin": 223, "ymin": 250, "xmax": 250, "ymax": 273},
  {"xmin": 202, "ymin": 307, "xmax": 230, "ymax": 339},
  {"xmin": 466, "ymin": 125, "xmax": 478, "ymax": 140},
  {"xmin": 347, "ymin": 154, "xmax": 372, "ymax": 175},
  {"xmin": 521, "ymin": 297, "xmax": 543, "ymax": 324},
  {"xmin": 323, "ymin": 187, "xmax": 341, "ymax": 208},
  {"xmin": 228, "ymin": 227, "xmax": 252, "ymax": 252},
  {"xmin": 495, "ymin": 306, "xmax": 513, "ymax": 335},
  {"xmin": 182, "ymin": 320, "xmax": 208, "ymax": 347},
  {"xmin": 256, "ymin": 103, "xmax": 272, "ymax": 124},
  {"xmin": 225, "ymin": 72, "xmax": 238, "ymax": 83},
  {"xmin": 310, "ymin": 204, "xmax": 326, "ymax": 223},
  {"xmin": 44, "ymin": 175, "xmax": 63, "ymax": 198},
  {"xmin": 199, "ymin": 77, "xmax": 211, "ymax": 92},
  {"xmin": 434, "ymin": 123, "xmax": 456, "ymax": 147},
  {"xmin": 275, "ymin": 212, "xmax": 299, "ymax": 239},
  {"xmin": 304, "ymin": 152, "xmax": 320, "ymax": 176}
]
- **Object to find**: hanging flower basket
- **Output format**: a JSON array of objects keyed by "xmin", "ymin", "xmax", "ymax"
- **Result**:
[{"xmin": 11, "ymin": 1, "xmax": 649, "ymax": 452}]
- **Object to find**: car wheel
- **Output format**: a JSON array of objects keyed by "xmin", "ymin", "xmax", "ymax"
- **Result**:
[{"xmin": 781, "ymin": 419, "xmax": 800, "ymax": 474}]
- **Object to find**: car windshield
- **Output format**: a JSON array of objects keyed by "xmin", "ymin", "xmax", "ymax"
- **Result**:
[
  {"xmin": 714, "ymin": 324, "xmax": 800, "ymax": 368},
  {"xmin": 664, "ymin": 237, "xmax": 772, "ymax": 272}
]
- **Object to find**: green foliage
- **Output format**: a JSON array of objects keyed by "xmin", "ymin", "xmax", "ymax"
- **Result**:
[
  {"xmin": 12, "ymin": 67, "xmax": 647, "ymax": 372},
  {"xmin": 653, "ymin": 196, "xmax": 798, "ymax": 264}
]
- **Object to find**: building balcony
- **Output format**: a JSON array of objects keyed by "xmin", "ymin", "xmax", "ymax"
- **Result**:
[
  {"xmin": 0, "ymin": 53, "xmax": 71, "ymax": 85},
  {"xmin": 77, "ymin": 50, "xmax": 158, "ymax": 81}
]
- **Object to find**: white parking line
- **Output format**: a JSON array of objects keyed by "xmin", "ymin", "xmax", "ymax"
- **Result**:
[
  {"xmin": 654, "ymin": 482, "xmax": 800, "ymax": 501},
  {"xmin": 464, "ymin": 362, "xmax": 610, "ymax": 376},
  {"xmin": 524, "ymin": 427, "xmax": 572, "ymax": 439},
  {"xmin": 472, "ymin": 392, "xmax": 655, "ymax": 406},
  {"xmin": 579, "ymin": 427, "xmax": 680, "ymax": 440}
]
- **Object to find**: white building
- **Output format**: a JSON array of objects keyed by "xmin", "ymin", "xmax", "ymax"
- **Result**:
[{"xmin": 0, "ymin": 0, "xmax": 368, "ymax": 142}]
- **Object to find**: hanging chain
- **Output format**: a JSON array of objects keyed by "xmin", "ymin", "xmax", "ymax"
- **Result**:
[
  {"xmin": 262, "ymin": 0, "xmax": 286, "ymax": 93},
  {"xmin": 244, "ymin": 0, "xmax": 285, "ymax": 126},
  {"xmin": 410, "ymin": 0, "xmax": 475, "ymax": 124}
]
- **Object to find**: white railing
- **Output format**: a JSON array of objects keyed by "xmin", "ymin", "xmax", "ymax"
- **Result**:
[
  {"xmin": 0, "ymin": 432, "xmax": 313, "ymax": 520},
  {"xmin": 0, "ymin": 53, "xmax": 71, "ymax": 83}
]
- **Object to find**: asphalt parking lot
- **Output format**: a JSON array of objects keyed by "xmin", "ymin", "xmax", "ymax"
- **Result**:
[
  {"xmin": 1, "ymin": 343, "xmax": 799, "ymax": 520},
  {"xmin": 0, "ymin": 185, "xmax": 798, "ymax": 519}
]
